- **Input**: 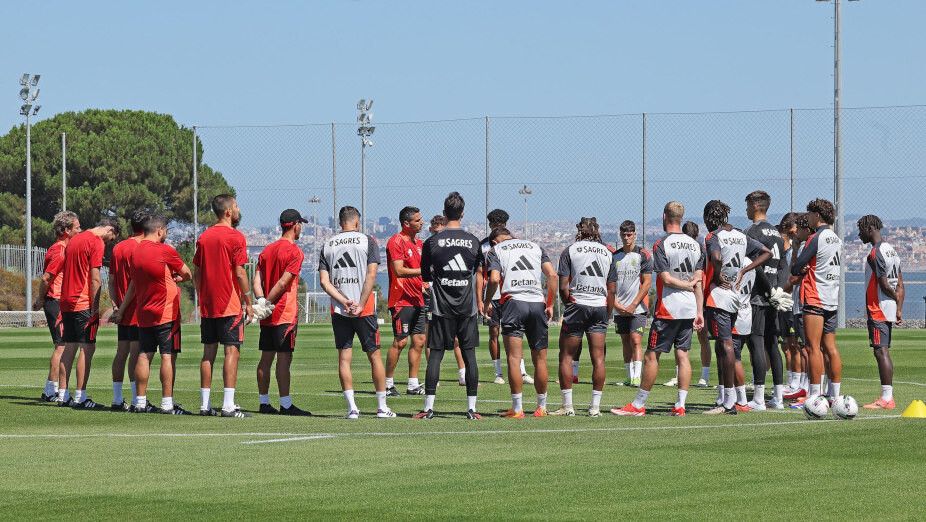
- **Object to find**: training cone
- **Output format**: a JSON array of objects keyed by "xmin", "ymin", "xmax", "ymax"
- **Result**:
[{"xmin": 900, "ymin": 400, "xmax": 926, "ymax": 418}]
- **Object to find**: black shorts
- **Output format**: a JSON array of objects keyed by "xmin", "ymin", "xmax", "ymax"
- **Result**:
[
  {"xmin": 139, "ymin": 321, "xmax": 181, "ymax": 354},
  {"xmin": 200, "ymin": 313, "xmax": 245, "ymax": 346},
  {"xmin": 750, "ymin": 304, "xmax": 778, "ymax": 339},
  {"xmin": 615, "ymin": 313, "xmax": 647, "ymax": 336},
  {"xmin": 705, "ymin": 307, "xmax": 736, "ymax": 341},
  {"xmin": 802, "ymin": 305, "xmax": 837, "ymax": 335},
  {"xmin": 777, "ymin": 311, "xmax": 796, "ymax": 342},
  {"xmin": 117, "ymin": 324, "xmax": 139, "ymax": 342},
  {"xmin": 646, "ymin": 318, "xmax": 694, "ymax": 354},
  {"xmin": 390, "ymin": 306, "xmax": 426, "ymax": 338},
  {"xmin": 62, "ymin": 309, "xmax": 99, "ymax": 344},
  {"xmin": 867, "ymin": 319, "xmax": 892, "ymax": 349},
  {"xmin": 482, "ymin": 299, "xmax": 501, "ymax": 327},
  {"xmin": 792, "ymin": 313, "xmax": 805, "ymax": 344},
  {"xmin": 43, "ymin": 299, "xmax": 64, "ymax": 345},
  {"xmin": 561, "ymin": 303, "xmax": 608, "ymax": 338},
  {"xmin": 500, "ymin": 300, "xmax": 549, "ymax": 351},
  {"xmin": 733, "ymin": 335, "xmax": 747, "ymax": 362},
  {"xmin": 428, "ymin": 314, "xmax": 479, "ymax": 351},
  {"xmin": 259, "ymin": 323, "xmax": 297, "ymax": 352},
  {"xmin": 332, "ymin": 314, "xmax": 380, "ymax": 352}
]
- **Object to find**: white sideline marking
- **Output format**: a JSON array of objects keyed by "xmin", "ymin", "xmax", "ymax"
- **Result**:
[
  {"xmin": 842, "ymin": 377, "xmax": 926, "ymax": 387},
  {"xmin": 241, "ymin": 435, "xmax": 337, "ymax": 444}
]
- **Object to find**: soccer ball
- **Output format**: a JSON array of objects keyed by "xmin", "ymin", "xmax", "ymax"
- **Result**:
[
  {"xmin": 832, "ymin": 395, "xmax": 858, "ymax": 420},
  {"xmin": 803, "ymin": 396, "xmax": 830, "ymax": 420}
]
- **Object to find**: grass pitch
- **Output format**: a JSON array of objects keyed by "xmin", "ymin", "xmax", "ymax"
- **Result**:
[{"xmin": 1, "ymin": 324, "xmax": 924, "ymax": 520}]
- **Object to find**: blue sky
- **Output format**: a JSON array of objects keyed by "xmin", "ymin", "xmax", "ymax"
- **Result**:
[{"xmin": 2, "ymin": 1, "xmax": 924, "ymax": 225}]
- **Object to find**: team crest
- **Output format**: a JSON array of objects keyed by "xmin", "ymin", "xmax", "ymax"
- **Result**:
[{"xmin": 437, "ymin": 239, "xmax": 445, "ymax": 247}]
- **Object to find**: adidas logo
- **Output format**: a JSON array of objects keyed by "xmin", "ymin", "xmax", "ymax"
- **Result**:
[
  {"xmin": 334, "ymin": 253, "xmax": 357, "ymax": 269},
  {"xmin": 828, "ymin": 253, "xmax": 841, "ymax": 266},
  {"xmin": 510, "ymin": 255, "xmax": 535, "ymax": 272},
  {"xmin": 579, "ymin": 260, "xmax": 604, "ymax": 277},
  {"xmin": 724, "ymin": 253, "xmax": 742, "ymax": 269},
  {"xmin": 443, "ymin": 253, "xmax": 467, "ymax": 272},
  {"xmin": 673, "ymin": 257, "xmax": 694, "ymax": 273}
]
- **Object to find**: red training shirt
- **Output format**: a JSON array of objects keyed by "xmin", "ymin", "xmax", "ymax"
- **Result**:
[
  {"xmin": 43, "ymin": 239, "xmax": 67, "ymax": 299},
  {"xmin": 193, "ymin": 224, "xmax": 248, "ymax": 318},
  {"xmin": 109, "ymin": 236, "xmax": 143, "ymax": 326},
  {"xmin": 132, "ymin": 240, "xmax": 186, "ymax": 327},
  {"xmin": 386, "ymin": 233, "xmax": 424, "ymax": 309},
  {"xmin": 256, "ymin": 238, "xmax": 304, "ymax": 326},
  {"xmin": 60, "ymin": 231, "xmax": 105, "ymax": 313}
]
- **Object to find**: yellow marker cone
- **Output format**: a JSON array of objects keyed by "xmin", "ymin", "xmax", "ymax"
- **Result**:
[{"xmin": 901, "ymin": 400, "xmax": 926, "ymax": 418}]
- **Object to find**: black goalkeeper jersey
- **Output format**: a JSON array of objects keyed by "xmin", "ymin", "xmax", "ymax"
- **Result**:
[
  {"xmin": 421, "ymin": 227, "xmax": 480, "ymax": 318},
  {"xmin": 745, "ymin": 219, "xmax": 786, "ymax": 307}
]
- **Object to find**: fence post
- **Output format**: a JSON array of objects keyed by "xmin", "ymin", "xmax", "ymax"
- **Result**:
[
  {"xmin": 790, "ymin": 108, "xmax": 794, "ymax": 213},
  {"xmin": 642, "ymin": 112, "xmax": 647, "ymax": 249},
  {"xmin": 62, "ymin": 132, "xmax": 66, "ymax": 212},
  {"xmin": 192, "ymin": 126, "xmax": 199, "ymax": 324},
  {"xmin": 332, "ymin": 122, "xmax": 337, "ymax": 225},
  {"xmin": 485, "ymin": 116, "xmax": 490, "ymax": 236}
]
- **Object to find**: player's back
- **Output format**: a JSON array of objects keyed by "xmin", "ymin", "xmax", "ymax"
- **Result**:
[
  {"xmin": 110, "ymin": 237, "xmax": 142, "ymax": 325},
  {"xmin": 132, "ymin": 240, "xmax": 183, "ymax": 327},
  {"xmin": 194, "ymin": 224, "xmax": 247, "ymax": 318},
  {"xmin": 258, "ymin": 239, "xmax": 304, "ymax": 325},
  {"xmin": 60, "ymin": 231, "xmax": 104, "ymax": 312},
  {"xmin": 733, "ymin": 256, "xmax": 756, "ymax": 336},
  {"xmin": 478, "ymin": 236, "xmax": 501, "ymax": 302},
  {"xmin": 43, "ymin": 240, "xmax": 67, "ymax": 300},
  {"xmin": 865, "ymin": 241, "xmax": 901, "ymax": 322},
  {"xmin": 422, "ymin": 228, "xmax": 480, "ymax": 318},
  {"xmin": 799, "ymin": 226, "xmax": 840, "ymax": 311},
  {"xmin": 704, "ymin": 227, "xmax": 750, "ymax": 313},
  {"xmin": 320, "ymin": 230, "xmax": 378, "ymax": 316},
  {"xmin": 489, "ymin": 238, "xmax": 547, "ymax": 303},
  {"xmin": 745, "ymin": 220, "xmax": 784, "ymax": 306},
  {"xmin": 559, "ymin": 240, "xmax": 613, "ymax": 307},
  {"xmin": 652, "ymin": 232, "xmax": 702, "ymax": 320}
]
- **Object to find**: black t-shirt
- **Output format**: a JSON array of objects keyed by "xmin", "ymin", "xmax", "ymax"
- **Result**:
[
  {"xmin": 421, "ymin": 227, "xmax": 480, "ymax": 318},
  {"xmin": 745, "ymin": 220, "xmax": 785, "ymax": 306}
]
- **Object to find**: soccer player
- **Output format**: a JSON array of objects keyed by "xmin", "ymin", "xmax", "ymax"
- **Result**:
[
  {"xmin": 612, "ymin": 220, "xmax": 651, "ymax": 388},
  {"xmin": 784, "ymin": 213, "xmax": 812, "ymax": 404},
  {"xmin": 33, "ymin": 211, "xmax": 81, "ymax": 402},
  {"xmin": 552, "ymin": 217, "xmax": 616, "ymax": 417},
  {"xmin": 683, "ymin": 221, "xmax": 713, "ymax": 388},
  {"xmin": 193, "ymin": 194, "xmax": 253, "ymax": 418},
  {"xmin": 416, "ymin": 192, "xmax": 482, "ymax": 419},
  {"xmin": 482, "ymin": 227, "xmax": 558, "ymax": 418},
  {"xmin": 253, "ymin": 209, "xmax": 312, "ymax": 415},
  {"xmin": 57, "ymin": 217, "xmax": 121, "ymax": 408},
  {"xmin": 424, "ymin": 216, "xmax": 468, "ymax": 381},
  {"xmin": 701, "ymin": 201, "xmax": 771, "ymax": 414},
  {"xmin": 744, "ymin": 191, "xmax": 788, "ymax": 408},
  {"xmin": 727, "ymin": 255, "xmax": 758, "ymax": 409},
  {"xmin": 789, "ymin": 198, "xmax": 843, "ymax": 402},
  {"xmin": 776, "ymin": 213, "xmax": 802, "ymax": 398},
  {"xmin": 111, "ymin": 214, "xmax": 191, "ymax": 414},
  {"xmin": 476, "ymin": 208, "xmax": 531, "ymax": 385},
  {"xmin": 319, "ymin": 206, "xmax": 394, "ymax": 419},
  {"xmin": 384, "ymin": 206, "xmax": 428, "ymax": 397},
  {"xmin": 614, "ymin": 202, "xmax": 703, "ymax": 417},
  {"xmin": 107, "ymin": 209, "xmax": 149, "ymax": 411},
  {"xmin": 857, "ymin": 215, "xmax": 904, "ymax": 409}
]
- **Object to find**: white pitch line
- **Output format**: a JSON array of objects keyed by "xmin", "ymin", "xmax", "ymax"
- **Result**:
[
  {"xmin": 241, "ymin": 435, "xmax": 337, "ymax": 444},
  {"xmin": 842, "ymin": 377, "xmax": 926, "ymax": 387}
]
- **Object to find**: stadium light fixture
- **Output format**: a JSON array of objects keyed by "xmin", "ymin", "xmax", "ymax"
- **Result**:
[
  {"xmin": 518, "ymin": 185, "xmax": 533, "ymax": 238},
  {"xmin": 19, "ymin": 88, "xmax": 29, "ymax": 101},
  {"xmin": 357, "ymin": 99, "xmax": 366, "ymax": 111},
  {"xmin": 308, "ymin": 196, "xmax": 322, "ymax": 293},
  {"xmin": 30, "ymin": 75, "xmax": 40, "ymax": 86},
  {"xmin": 20, "ymin": 74, "xmax": 29, "ymax": 85},
  {"xmin": 365, "ymin": 99, "xmax": 373, "ymax": 111},
  {"xmin": 356, "ymin": 98, "xmax": 377, "ymax": 233},
  {"xmin": 32, "ymin": 105, "xmax": 41, "ymax": 115},
  {"xmin": 20, "ymin": 104, "xmax": 32, "ymax": 115},
  {"xmin": 30, "ymin": 89, "xmax": 39, "ymax": 101},
  {"xmin": 17, "ymin": 73, "xmax": 42, "ymax": 327}
]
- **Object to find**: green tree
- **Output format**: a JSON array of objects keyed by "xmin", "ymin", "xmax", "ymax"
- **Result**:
[{"xmin": 0, "ymin": 109, "xmax": 234, "ymax": 247}]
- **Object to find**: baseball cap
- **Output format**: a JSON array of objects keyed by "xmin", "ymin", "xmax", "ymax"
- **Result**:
[{"xmin": 280, "ymin": 209, "xmax": 309, "ymax": 227}]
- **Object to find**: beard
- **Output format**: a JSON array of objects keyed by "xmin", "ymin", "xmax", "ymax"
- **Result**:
[{"xmin": 232, "ymin": 212, "xmax": 241, "ymax": 228}]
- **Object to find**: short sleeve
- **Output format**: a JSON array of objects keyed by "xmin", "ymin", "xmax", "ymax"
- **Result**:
[
  {"xmin": 652, "ymin": 242, "xmax": 669, "ymax": 273},
  {"xmin": 486, "ymin": 250, "xmax": 502, "ymax": 273},
  {"xmin": 695, "ymin": 248, "xmax": 704, "ymax": 270},
  {"xmin": 285, "ymin": 247, "xmax": 304, "ymax": 275},
  {"xmin": 164, "ymin": 246, "xmax": 186, "ymax": 273},
  {"xmin": 366, "ymin": 235, "xmax": 380, "ymax": 265},
  {"xmin": 607, "ymin": 256, "xmax": 618, "ymax": 283},
  {"xmin": 705, "ymin": 234, "xmax": 721, "ymax": 256},
  {"xmin": 90, "ymin": 238, "xmax": 104, "ymax": 269},
  {"xmin": 746, "ymin": 237, "xmax": 765, "ymax": 259},
  {"xmin": 46, "ymin": 249, "xmax": 64, "ymax": 276},
  {"xmin": 193, "ymin": 240, "xmax": 203, "ymax": 267},
  {"xmin": 387, "ymin": 236, "xmax": 409, "ymax": 263},
  {"xmin": 869, "ymin": 248, "xmax": 888, "ymax": 278},
  {"xmin": 539, "ymin": 247, "xmax": 551, "ymax": 265},
  {"xmin": 556, "ymin": 248, "xmax": 572, "ymax": 277},
  {"xmin": 318, "ymin": 244, "xmax": 330, "ymax": 272},
  {"xmin": 639, "ymin": 249, "xmax": 653, "ymax": 274},
  {"xmin": 232, "ymin": 234, "xmax": 248, "ymax": 267},
  {"xmin": 475, "ymin": 241, "xmax": 487, "ymax": 270}
]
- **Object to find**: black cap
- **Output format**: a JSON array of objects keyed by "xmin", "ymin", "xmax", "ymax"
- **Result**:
[{"xmin": 279, "ymin": 209, "xmax": 308, "ymax": 227}]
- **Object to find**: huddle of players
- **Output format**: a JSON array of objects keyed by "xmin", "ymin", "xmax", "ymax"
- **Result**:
[{"xmin": 34, "ymin": 189, "xmax": 903, "ymax": 418}]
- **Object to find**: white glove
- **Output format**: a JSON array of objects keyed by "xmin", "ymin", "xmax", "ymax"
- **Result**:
[
  {"xmin": 253, "ymin": 297, "xmax": 275, "ymax": 321},
  {"xmin": 768, "ymin": 288, "xmax": 793, "ymax": 312},
  {"xmin": 775, "ymin": 294, "xmax": 794, "ymax": 312}
]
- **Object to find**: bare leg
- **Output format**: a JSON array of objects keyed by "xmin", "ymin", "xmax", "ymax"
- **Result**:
[
  {"xmin": 135, "ymin": 351, "xmax": 154, "ymax": 398},
  {"xmin": 276, "ymin": 352, "xmax": 293, "ymax": 397},
  {"xmin": 504, "ymin": 335, "xmax": 524, "ymax": 395},
  {"xmin": 385, "ymin": 337, "xmax": 409, "ymax": 379},
  {"xmin": 408, "ymin": 333, "xmax": 426, "ymax": 377},
  {"xmin": 804, "ymin": 315, "xmax": 825, "ymax": 388},
  {"xmin": 587, "ymin": 332, "xmax": 607, "ymax": 391},
  {"xmin": 222, "ymin": 345, "xmax": 240, "ymax": 388},
  {"xmin": 201, "ymin": 343, "xmax": 218, "ymax": 388},
  {"xmin": 74, "ymin": 344, "xmax": 96, "ymax": 392},
  {"xmin": 558, "ymin": 334, "xmax": 582, "ymax": 391},
  {"xmin": 161, "ymin": 353, "xmax": 176, "ymax": 398},
  {"xmin": 531, "ymin": 349, "xmax": 548, "ymax": 395},
  {"xmin": 257, "ymin": 351, "xmax": 276, "ymax": 395},
  {"xmin": 338, "ymin": 349, "xmax": 353, "ymax": 390},
  {"xmin": 367, "ymin": 349, "xmax": 386, "ymax": 391}
]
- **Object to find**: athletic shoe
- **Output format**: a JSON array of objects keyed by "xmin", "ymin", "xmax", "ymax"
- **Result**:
[
  {"xmin": 466, "ymin": 409, "xmax": 482, "ymax": 420},
  {"xmin": 784, "ymin": 388, "xmax": 807, "ymax": 400},
  {"xmin": 548, "ymin": 406, "xmax": 575, "ymax": 416},
  {"xmin": 377, "ymin": 408, "xmax": 397, "ymax": 418},
  {"xmin": 696, "ymin": 378, "xmax": 709, "ymax": 388},
  {"xmin": 745, "ymin": 382, "xmax": 755, "ymax": 392},
  {"xmin": 662, "ymin": 377, "xmax": 678, "ymax": 387},
  {"xmin": 133, "ymin": 403, "xmax": 160, "ymax": 414},
  {"xmin": 533, "ymin": 407, "xmax": 547, "ymax": 417},
  {"xmin": 111, "ymin": 400, "xmax": 131, "ymax": 412},
  {"xmin": 344, "ymin": 410, "xmax": 360, "ymax": 420},
  {"xmin": 199, "ymin": 408, "xmax": 218, "ymax": 416},
  {"xmin": 413, "ymin": 409, "xmax": 434, "ymax": 419},
  {"xmin": 670, "ymin": 407, "xmax": 686, "ymax": 416},
  {"xmin": 612, "ymin": 404, "xmax": 646, "ymax": 416},
  {"xmin": 493, "ymin": 374, "xmax": 505, "ymax": 385},
  {"xmin": 522, "ymin": 373, "xmax": 535, "ymax": 385},
  {"xmin": 703, "ymin": 405, "xmax": 737, "ymax": 415},
  {"xmin": 734, "ymin": 403, "xmax": 752, "ymax": 412},
  {"xmin": 630, "ymin": 378, "xmax": 641, "ymax": 388},
  {"xmin": 405, "ymin": 385, "xmax": 426, "ymax": 396},
  {"xmin": 588, "ymin": 408, "xmax": 601, "ymax": 417},
  {"xmin": 56, "ymin": 397, "xmax": 73, "ymax": 407},
  {"xmin": 41, "ymin": 391, "xmax": 57, "ymax": 402},
  {"xmin": 280, "ymin": 404, "xmax": 312, "ymax": 416},
  {"xmin": 258, "ymin": 404, "xmax": 279, "ymax": 415},
  {"xmin": 615, "ymin": 378, "xmax": 632, "ymax": 387},
  {"xmin": 72, "ymin": 397, "xmax": 105, "ymax": 409},
  {"xmin": 747, "ymin": 400, "xmax": 767, "ymax": 411},
  {"xmin": 162, "ymin": 405, "xmax": 190, "ymax": 415},
  {"xmin": 500, "ymin": 409, "xmax": 524, "ymax": 419},
  {"xmin": 385, "ymin": 386, "xmax": 400, "ymax": 397},
  {"xmin": 766, "ymin": 399, "xmax": 785, "ymax": 410},
  {"xmin": 862, "ymin": 397, "xmax": 896, "ymax": 409},
  {"xmin": 221, "ymin": 409, "xmax": 252, "ymax": 418},
  {"xmin": 789, "ymin": 397, "xmax": 807, "ymax": 409}
]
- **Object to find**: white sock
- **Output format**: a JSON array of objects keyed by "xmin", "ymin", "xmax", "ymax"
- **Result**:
[
  {"xmin": 809, "ymin": 383, "xmax": 822, "ymax": 399},
  {"xmin": 881, "ymin": 385, "xmax": 893, "ymax": 401},
  {"xmin": 676, "ymin": 389, "xmax": 688, "ymax": 409},
  {"xmin": 717, "ymin": 386, "xmax": 724, "ymax": 405},
  {"xmin": 625, "ymin": 362, "xmax": 632, "ymax": 380},
  {"xmin": 632, "ymin": 389, "xmax": 650, "ymax": 409},
  {"xmin": 424, "ymin": 394, "xmax": 435, "ymax": 411},
  {"xmin": 572, "ymin": 360, "xmax": 580, "ymax": 377},
  {"xmin": 137, "ymin": 395, "xmax": 147, "ymax": 408},
  {"xmin": 112, "ymin": 382, "xmax": 123, "ymax": 404},
  {"xmin": 200, "ymin": 388, "xmax": 211, "ymax": 410},
  {"xmin": 754, "ymin": 384, "xmax": 766, "ymax": 403},
  {"xmin": 591, "ymin": 390, "xmax": 602, "ymax": 409},
  {"xmin": 723, "ymin": 387, "xmax": 736, "ymax": 409},
  {"xmin": 467, "ymin": 395, "xmax": 477, "ymax": 411},
  {"xmin": 385, "ymin": 377, "xmax": 394, "ymax": 389},
  {"xmin": 58, "ymin": 388, "xmax": 68, "ymax": 402},
  {"xmin": 222, "ymin": 388, "xmax": 235, "ymax": 412},
  {"xmin": 520, "ymin": 359, "xmax": 527, "ymax": 375},
  {"xmin": 74, "ymin": 389, "xmax": 85, "ymax": 403},
  {"xmin": 376, "ymin": 391, "xmax": 387, "ymax": 411},
  {"xmin": 512, "ymin": 393, "xmax": 523, "ymax": 412},
  {"xmin": 561, "ymin": 388, "xmax": 573, "ymax": 407},
  {"xmin": 130, "ymin": 382, "xmax": 137, "ymax": 405},
  {"xmin": 735, "ymin": 386, "xmax": 746, "ymax": 405},
  {"xmin": 786, "ymin": 370, "xmax": 793, "ymax": 385},
  {"xmin": 493, "ymin": 359, "xmax": 502, "ymax": 375},
  {"xmin": 774, "ymin": 384, "xmax": 784, "ymax": 402},
  {"xmin": 537, "ymin": 393, "xmax": 547, "ymax": 410},
  {"xmin": 408, "ymin": 377, "xmax": 419, "ymax": 388},
  {"xmin": 701, "ymin": 367, "xmax": 711, "ymax": 381},
  {"xmin": 259, "ymin": 394, "xmax": 270, "ymax": 405},
  {"xmin": 280, "ymin": 395, "xmax": 293, "ymax": 408},
  {"xmin": 53, "ymin": 381, "xmax": 59, "ymax": 394},
  {"xmin": 458, "ymin": 368, "xmax": 466, "ymax": 378},
  {"xmin": 801, "ymin": 373, "xmax": 809, "ymax": 391},
  {"xmin": 825, "ymin": 380, "xmax": 833, "ymax": 397},
  {"xmin": 344, "ymin": 390, "xmax": 358, "ymax": 412},
  {"xmin": 632, "ymin": 361, "xmax": 642, "ymax": 379},
  {"xmin": 161, "ymin": 396, "xmax": 173, "ymax": 411},
  {"xmin": 830, "ymin": 382, "xmax": 841, "ymax": 397}
]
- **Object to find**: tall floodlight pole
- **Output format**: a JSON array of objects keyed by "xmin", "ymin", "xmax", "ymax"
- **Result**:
[
  {"xmin": 518, "ymin": 185, "xmax": 532, "ymax": 238},
  {"xmin": 19, "ymin": 74, "xmax": 41, "ymax": 327},
  {"xmin": 62, "ymin": 133, "xmax": 66, "ymax": 211},
  {"xmin": 356, "ymin": 100, "xmax": 375, "ymax": 234},
  {"xmin": 309, "ymin": 196, "xmax": 321, "ymax": 292}
]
